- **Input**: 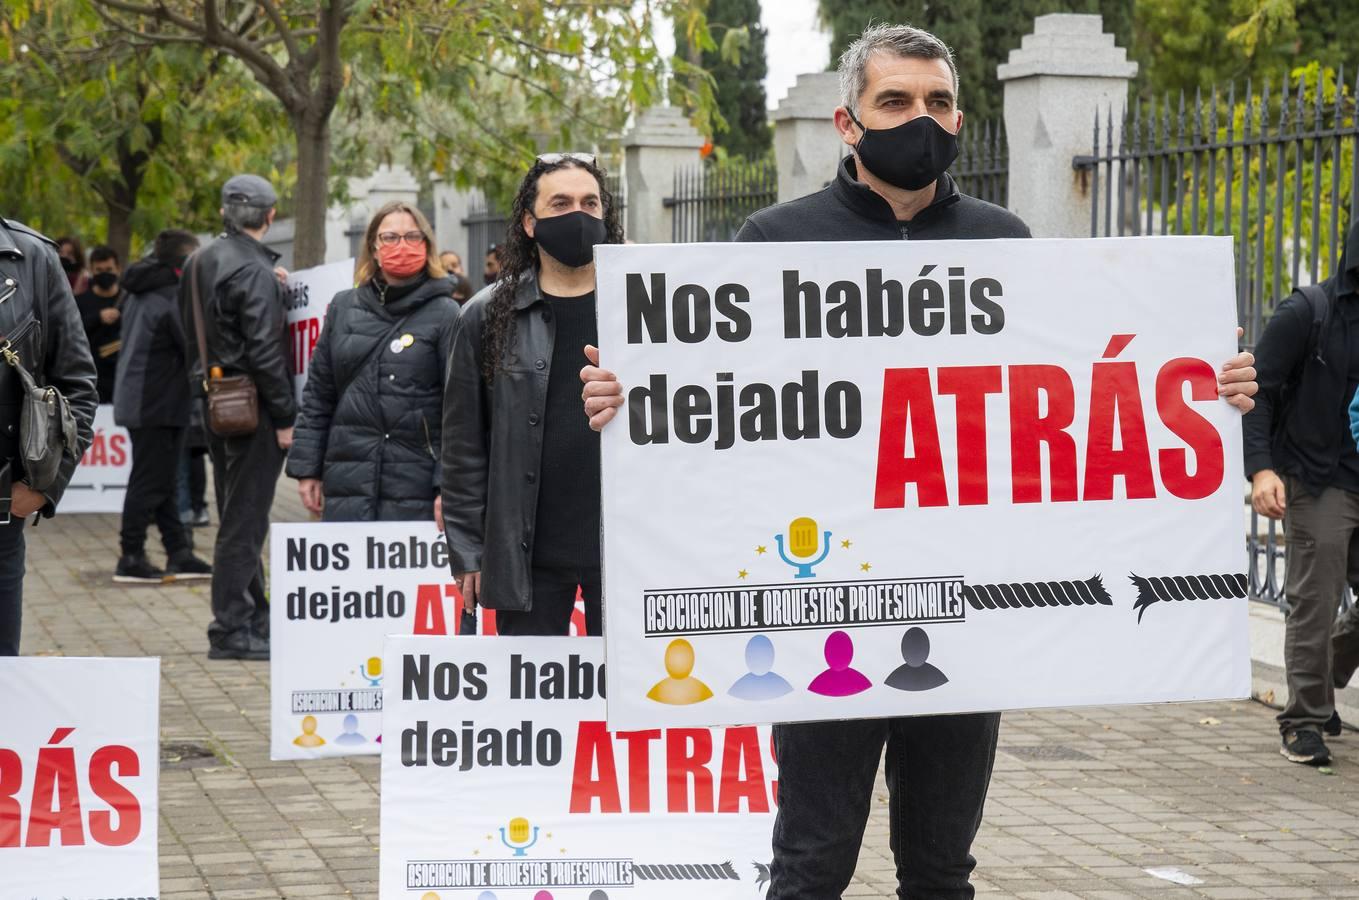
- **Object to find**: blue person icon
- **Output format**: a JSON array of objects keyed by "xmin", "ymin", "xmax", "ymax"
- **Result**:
[
  {"xmin": 499, "ymin": 816, "xmax": 539, "ymax": 856},
  {"xmin": 775, "ymin": 516, "xmax": 832, "ymax": 579}
]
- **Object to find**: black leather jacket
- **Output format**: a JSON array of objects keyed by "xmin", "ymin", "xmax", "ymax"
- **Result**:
[
  {"xmin": 179, "ymin": 231, "xmax": 297, "ymax": 428},
  {"xmin": 441, "ymin": 271, "xmax": 556, "ymax": 611},
  {"xmin": 0, "ymin": 218, "xmax": 99, "ymax": 514}
]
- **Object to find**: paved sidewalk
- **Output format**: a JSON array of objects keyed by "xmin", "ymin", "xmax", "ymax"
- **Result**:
[{"xmin": 18, "ymin": 479, "xmax": 1359, "ymax": 899}]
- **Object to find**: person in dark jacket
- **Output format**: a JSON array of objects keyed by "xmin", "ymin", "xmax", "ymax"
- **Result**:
[
  {"xmin": 181, "ymin": 174, "xmax": 297, "ymax": 661},
  {"xmin": 113, "ymin": 229, "xmax": 213, "ymax": 584},
  {"xmin": 0, "ymin": 217, "xmax": 99, "ymax": 655},
  {"xmin": 1245, "ymin": 218, "xmax": 1359, "ymax": 765},
  {"xmin": 441, "ymin": 154, "xmax": 622, "ymax": 636},
  {"xmin": 288, "ymin": 202, "xmax": 457, "ymax": 521},
  {"xmin": 74, "ymin": 244, "xmax": 123, "ymax": 402},
  {"xmin": 581, "ymin": 23, "xmax": 1259, "ymax": 900}
]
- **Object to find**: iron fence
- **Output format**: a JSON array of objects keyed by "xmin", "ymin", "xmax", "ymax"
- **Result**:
[
  {"xmin": 1077, "ymin": 68, "xmax": 1358, "ymax": 611},
  {"xmin": 954, "ymin": 119, "xmax": 1009, "ymax": 209},
  {"xmin": 666, "ymin": 159, "xmax": 778, "ymax": 243}
]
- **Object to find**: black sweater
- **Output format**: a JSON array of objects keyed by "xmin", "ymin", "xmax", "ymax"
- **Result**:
[
  {"xmin": 1242, "ymin": 222, "xmax": 1359, "ymax": 492},
  {"xmin": 738, "ymin": 157, "xmax": 1031, "ymax": 244}
]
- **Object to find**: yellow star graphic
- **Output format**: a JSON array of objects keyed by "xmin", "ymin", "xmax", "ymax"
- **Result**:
[
  {"xmin": 860, "ymin": 562, "xmax": 872, "ymax": 572},
  {"xmin": 473, "ymin": 849, "xmax": 480, "ymax": 855},
  {"xmin": 738, "ymin": 569, "xmax": 749, "ymax": 580},
  {"xmin": 841, "ymin": 539, "xmax": 852, "ymax": 549},
  {"xmin": 755, "ymin": 545, "xmax": 768, "ymax": 555}
]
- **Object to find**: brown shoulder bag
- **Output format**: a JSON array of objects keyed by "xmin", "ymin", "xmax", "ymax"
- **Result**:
[{"xmin": 188, "ymin": 255, "xmax": 260, "ymax": 437}]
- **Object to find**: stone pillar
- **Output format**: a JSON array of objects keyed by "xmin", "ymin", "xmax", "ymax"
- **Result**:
[
  {"xmin": 998, "ymin": 13, "xmax": 1137, "ymax": 238},
  {"xmin": 622, "ymin": 107, "xmax": 705, "ymax": 244},
  {"xmin": 364, "ymin": 164, "xmax": 421, "ymax": 210},
  {"xmin": 772, "ymin": 71, "xmax": 844, "ymax": 204},
  {"xmin": 432, "ymin": 179, "xmax": 480, "ymax": 263}
]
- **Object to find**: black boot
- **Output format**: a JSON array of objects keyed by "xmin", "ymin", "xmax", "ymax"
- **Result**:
[{"xmin": 114, "ymin": 554, "xmax": 166, "ymax": 585}]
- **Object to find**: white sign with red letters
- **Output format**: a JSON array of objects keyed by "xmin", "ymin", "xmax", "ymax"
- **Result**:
[
  {"xmin": 379, "ymin": 636, "xmax": 776, "ymax": 899},
  {"xmin": 286, "ymin": 259, "xmax": 353, "ymax": 405},
  {"xmin": 61, "ymin": 404, "xmax": 130, "ymax": 513},
  {"xmin": 596, "ymin": 237, "xmax": 1251, "ymax": 731},
  {"xmin": 0, "ymin": 656, "xmax": 159, "ymax": 900}
]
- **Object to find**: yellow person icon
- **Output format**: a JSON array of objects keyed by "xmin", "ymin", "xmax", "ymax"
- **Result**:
[
  {"xmin": 293, "ymin": 715, "xmax": 326, "ymax": 748},
  {"xmin": 647, "ymin": 639, "xmax": 714, "ymax": 705}
]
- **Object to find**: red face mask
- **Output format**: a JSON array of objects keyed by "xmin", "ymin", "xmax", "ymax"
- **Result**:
[{"xmin": 377, "ymin": 242, "xmax": 427, "ymax": 279}]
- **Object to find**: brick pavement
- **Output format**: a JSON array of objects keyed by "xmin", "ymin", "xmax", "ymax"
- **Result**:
[{"xmin": 17, "ymin": 478, "xmax": 1359, "ymax": 899}]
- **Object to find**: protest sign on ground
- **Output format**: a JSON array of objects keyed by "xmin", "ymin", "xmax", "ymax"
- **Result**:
[
  {"xmin": 0, "ymin": 657, "xmax": 159, "ymax": 900},
  {"xmin": 61, "ymin": 405, "xmax": 130, "ymax": 513},
  {"xmin": 286, "ymin": 258, "xmax": 353, "ymax": 405},
  {"xmin": 596, "ymin": 237, "xmax": 1250, "ymax": 731}
]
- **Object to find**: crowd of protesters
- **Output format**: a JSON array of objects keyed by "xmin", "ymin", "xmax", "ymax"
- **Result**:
[{"xmin": 6, "ymin": 18, "xmax": 1359, "ymax": 898}]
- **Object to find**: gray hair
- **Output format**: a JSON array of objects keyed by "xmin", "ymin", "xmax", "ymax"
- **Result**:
[
  {"xmin": 837, "ymin": 23, "xmax": 960, "ymax": 115},
  {"xmin": 222, "ymin": 201, "xmax": 271, "ymax": 233}
]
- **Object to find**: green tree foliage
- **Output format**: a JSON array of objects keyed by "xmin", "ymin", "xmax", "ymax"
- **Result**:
[
  {"xmin": 74, "ymin": 1, "xmax": 715, "ymax": 267},
  {"xmin": 673, "ymin": 0, "xmax": 770, "ymax": 159},
  {"xmin": 815, "ymin": 0, "xmax": 1133, "ymax": 123},
  {"xmin": 0, "ymin": 1, "xmax": 283, "ymax": 259}
]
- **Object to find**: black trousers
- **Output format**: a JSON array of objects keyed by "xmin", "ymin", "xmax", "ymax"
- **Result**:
[
  {"xmin": 495, "ymin": 565, "xmax": 602, "ymax": 636},
  {"xmin": 207, "ymin": 414, "xmax": 283, "ymax": 643},
  {"xmin": 0, "ymin": 517, "xmax": 25, "ymax": 656},
  {"xmin": 119, "ymin": 426, "xmax": 189, "ymax": 558},
  {"xmin": 768, "ymin": 712, "xmax": 1001, "ymax": 899}
]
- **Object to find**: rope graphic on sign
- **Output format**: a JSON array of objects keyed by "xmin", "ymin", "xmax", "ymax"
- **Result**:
[
  {"xmin": 962, "ymin": 575, "xmax": 1112, "ymax": 610},
  {"xmin": 1130, "ymin": 573, "xmax": 1248, "ymax": 623},
  {"xmin": 632, "ymin": 861, "xmax": 741, "ymax": 881}
]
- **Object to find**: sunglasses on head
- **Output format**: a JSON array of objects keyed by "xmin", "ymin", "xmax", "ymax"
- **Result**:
[{"xmin": 536, "ymin": 152, "xmax": 597, "ymax": 166}]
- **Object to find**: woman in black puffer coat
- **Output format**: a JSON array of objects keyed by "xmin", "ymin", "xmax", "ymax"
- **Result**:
[{"xmin": 286, "ymin": 202, "xmax": 459, "ymax": 521}]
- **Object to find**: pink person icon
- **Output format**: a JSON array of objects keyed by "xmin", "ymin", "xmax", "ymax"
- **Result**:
[{"xmin": 807, "ymin": 630, "xmax": 872, "ymax": 697}]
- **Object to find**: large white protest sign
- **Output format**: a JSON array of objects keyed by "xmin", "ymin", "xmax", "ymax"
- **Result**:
[
  {"xmin": 269, "ymin": 522, "xmax": 589, "ymax": 760},
  {"xmin": 380, "ymin": 635, "xmax": 776, "ymax": 900},
  {"xmin": 596, "ymin": 237, "xmax": 1250, "ymax": 731},
  {"xmin": 286, "ymin": 259, "xmax": 353, "ymax": 405},
  {"xmin": 60, "ymin": 405, "xmax": 130, "ymax": 513},
  {"xmin": 0, "ymin": 657, "xmax": 159, "ymax": 900}
]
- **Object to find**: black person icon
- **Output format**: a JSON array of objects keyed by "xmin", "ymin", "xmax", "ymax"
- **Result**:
[{"xmin": 884, "ymin": 627, "xmax": 949, "ymax": 692}]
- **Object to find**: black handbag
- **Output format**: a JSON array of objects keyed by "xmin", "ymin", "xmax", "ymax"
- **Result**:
[{"xmin": 1, "ymin": 339, "xmax": 78, "ymax": 492}]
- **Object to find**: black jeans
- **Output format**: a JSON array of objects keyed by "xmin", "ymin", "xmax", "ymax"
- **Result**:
[
  {"xmin": 769, "ymin": 712, "xmax": 1001, "ymax": 900},
  {"xmin": 120, "ymin": 426, "xmax": 189, "ymax": 558},
  {"xmin": 207, "ymin": 414, "xmax": 283, "ymax": 644},
  {"xmin": 495, "ymin": 565, "xmax": 602, "ymax": 636},
  {"xmin": 0, "ymin": 517, "xmax": 25, "ymax": 656}
]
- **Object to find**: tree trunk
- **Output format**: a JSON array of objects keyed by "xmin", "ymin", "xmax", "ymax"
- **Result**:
[
  {"xmin": 104, "ymin": 197, "xmax": 134, "ymax": 265},
  {"xmin": 291, "ymin": 108, "xmax": 332, "ymax": 269}
]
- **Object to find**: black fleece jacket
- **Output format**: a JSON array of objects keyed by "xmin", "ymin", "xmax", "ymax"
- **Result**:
[
  {"xmin": 737, "ymin": 157, "xmax": 1031, "ymax": 243},
  {"xmin": 1243, "ymin": 221, "xmax": 1359, "ymax": 492}
]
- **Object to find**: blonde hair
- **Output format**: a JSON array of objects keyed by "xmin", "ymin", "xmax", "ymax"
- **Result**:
[{"xmin": 354, "ymin": 201, "xmax": 446, "ymax": 284}]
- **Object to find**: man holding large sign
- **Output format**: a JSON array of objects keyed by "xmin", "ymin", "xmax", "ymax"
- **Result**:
[{"xmin": 582, "ymin": 23, "xmax": 1259, "ymax": 900}]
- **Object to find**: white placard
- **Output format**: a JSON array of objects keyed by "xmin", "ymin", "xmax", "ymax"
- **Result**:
[
  {"xmin": 379, "ymin": 635, "xmax": 776, "ymax": 899},
  {"xmin": 286, "ymin": 259, "xmax": 353, "ymax": 405},
  {"xmin": 597, "ymin": 237, "xmax": 1251, "ymax": 731},
  {"xmin": 0, "ymin": 657, "xmax": 159, "ymax": 900},
  {"xmin": 60, "ymin": 405, "xmax": 130, "ymax": 513},
  {"xmin": 269, "ymin": 522, "xmax": 590, "ymax": 760}
]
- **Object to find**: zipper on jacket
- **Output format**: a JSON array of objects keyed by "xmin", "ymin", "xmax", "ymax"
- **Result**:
[
  {"xmin": 421, "ymin": 416, "xmax": 436, "ymax": 460},
  {"xmin": 899, "ymin": 222, "xmax": 910, "ymax": 239}
]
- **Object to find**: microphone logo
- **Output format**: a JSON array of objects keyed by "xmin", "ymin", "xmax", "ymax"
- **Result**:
[
  {"xmin": 775, "ymin": 516, "xmax": 832, "ymax": 579},
  {"xmin": 500, "ymin": 816, "xmax": 540, "ymax": 856},
  {"xmin": 360, "ymin": 656, "xmax": 383, "ymax": 687}
]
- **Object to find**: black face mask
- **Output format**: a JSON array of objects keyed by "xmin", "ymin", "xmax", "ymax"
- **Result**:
[
  {"xmin": 92, "ymin": 271, "xmax": 119, "ymax": 291},
  {"xmin": 847, "ymin": 111, "xmax": 959, "ymax": 192},
  {"xmin": 532, "ymin": 210, "xmax": 607, "ymax": 269}
]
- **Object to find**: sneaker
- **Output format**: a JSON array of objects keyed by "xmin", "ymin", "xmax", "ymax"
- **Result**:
[
  {"xmin": 207, "ymin": 630, "xmax": 270, "ymax": 661},
  {"xmin": 113, "ymin": 554, "xmax": 166, "ymax": 584},
  {"xmin": 190, "ymin": 507, "xmax": 211, "ymax": 528},
  {"xmin": 1280, "ymin": 729, "xmax": 1331, "ymax": 765},
  {"xmin": 1324, "ymin": 710, "xmax": 1343, "ymax": 737},
  {"xmin": 165, "ymin": 551, "xmax": 212, "ymax": 581}
]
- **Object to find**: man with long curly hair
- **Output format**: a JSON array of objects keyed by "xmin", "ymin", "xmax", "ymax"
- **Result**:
[{"xmin": 440, "ymin": 154, "xmax": 623, "ymax": 636}]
